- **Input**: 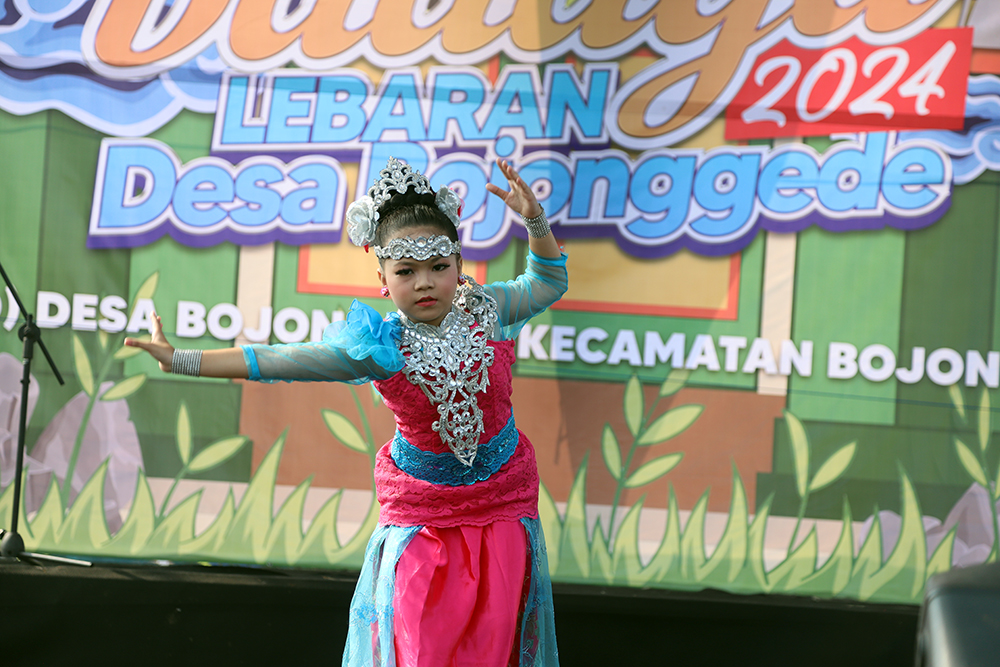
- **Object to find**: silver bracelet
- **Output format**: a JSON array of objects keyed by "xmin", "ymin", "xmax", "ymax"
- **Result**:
[
  {"xmin": 521, "ymin": 205, "xmax": 550, "ymax": 238},
  {"xmin": 171, "ymin": 349, "xmax": 203, "ymax": 377}
]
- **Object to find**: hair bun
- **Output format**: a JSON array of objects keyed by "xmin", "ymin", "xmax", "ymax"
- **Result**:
[{"xmin": 378, "ymin": 188, "xmax": 437, "ymax": 218}]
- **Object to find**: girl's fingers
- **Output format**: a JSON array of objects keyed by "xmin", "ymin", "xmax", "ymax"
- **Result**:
[
  {"xmin": 499, "ymin": 159, "xmax": 531, "ymax": 198},
  {"xmin": 124, "ymin": 337, "xmax": 150, "ymax": 350},
  {"xmin": 485, "ymin": 182, "xmax": 506, "ymax": 197}
]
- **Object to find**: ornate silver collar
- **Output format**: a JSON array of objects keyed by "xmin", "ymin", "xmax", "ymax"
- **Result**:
[{"xmin": 398, "ymin": 278, "xmax": 499, "ymax": 466}]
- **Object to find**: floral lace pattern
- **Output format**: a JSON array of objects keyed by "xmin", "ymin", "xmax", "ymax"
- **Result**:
[{"xmin": 374, "ymin": 340, "xmax": 540, "ymax": 528}]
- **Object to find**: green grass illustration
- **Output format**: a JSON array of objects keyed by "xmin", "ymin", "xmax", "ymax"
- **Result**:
[
  {"xmin": 948, "ymin": 384, "xmax": 1000, "ymax": 563},
  {"xmin": 0, "ymin": 352, "xmax": 965, "ymax": 605}
]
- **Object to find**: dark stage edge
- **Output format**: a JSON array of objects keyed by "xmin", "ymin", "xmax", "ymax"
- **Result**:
[{"xmin": 0, "ymin": 558, "xmax": 918, "ymax": 666}]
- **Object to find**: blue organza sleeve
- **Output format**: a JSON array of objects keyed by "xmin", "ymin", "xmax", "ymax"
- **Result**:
[
  {"xmin": 484, "ymin": 251, "xmax": 568, "ymax": 341},
  {"xmin": 242, "ymin": 300, "xmax": 405, "ymax": 384}
]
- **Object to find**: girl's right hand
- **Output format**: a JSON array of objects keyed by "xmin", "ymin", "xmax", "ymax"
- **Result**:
[{"xmin": 124, "ymin": 312, "xmax": 174, "ymax": 372}]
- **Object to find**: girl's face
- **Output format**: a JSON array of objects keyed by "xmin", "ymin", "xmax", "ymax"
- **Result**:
[{"xmin": 378, "ymin": 225, "xmax": 463, "ymax": 327}]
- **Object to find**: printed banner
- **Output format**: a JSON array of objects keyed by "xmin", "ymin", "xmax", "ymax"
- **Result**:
[{"xmin": 4, "ymin": 0, "xmax": 1000, "ymax": 613}]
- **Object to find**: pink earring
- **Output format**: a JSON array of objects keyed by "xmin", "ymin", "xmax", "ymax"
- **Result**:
[{"xmin": 380, "ymin": 286, "xmax": 390, "ymax": 298}]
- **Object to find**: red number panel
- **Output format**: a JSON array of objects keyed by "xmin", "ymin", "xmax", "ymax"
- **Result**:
[{"xmin": 725, "ymin": 28, "xmax": 972, "ymax": 140}]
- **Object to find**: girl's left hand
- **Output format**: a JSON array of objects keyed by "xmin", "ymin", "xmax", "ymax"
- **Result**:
[
  {"xmin": 486, "ymin": 159, "xmax": 542, "ymax": 219},
  {"xmin": 124, "ymin": 312, "xmax": 174, "ymax": 372}
]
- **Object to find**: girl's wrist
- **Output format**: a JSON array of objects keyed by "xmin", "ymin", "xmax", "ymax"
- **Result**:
[
  {"xmin": 171, "ymin": 349, "xmax": 202, "ymax": 376},
  {"xmin": 521, "ymin": 205, "xmax": 550, "ymax": 238}
]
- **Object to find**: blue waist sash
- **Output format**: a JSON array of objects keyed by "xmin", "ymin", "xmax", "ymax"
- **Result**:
[{"xmin": 390, "ymin": 412, "xmax": 518, "ymax": 486}]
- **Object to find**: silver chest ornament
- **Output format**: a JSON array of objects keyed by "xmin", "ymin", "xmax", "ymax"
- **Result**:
[{"xmin": 398, "ymin": 277, "xmax": 499, "ymax": 466}]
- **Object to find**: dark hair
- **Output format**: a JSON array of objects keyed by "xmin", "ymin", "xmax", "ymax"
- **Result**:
[{"xmin": 374, "ymin": 189, "xmax": 459, "ymax": 249}]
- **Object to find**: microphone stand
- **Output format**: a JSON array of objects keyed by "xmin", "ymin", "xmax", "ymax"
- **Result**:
[{"xmin": 0, "ymin": 260, "xmax": 91, "ymax": 566}]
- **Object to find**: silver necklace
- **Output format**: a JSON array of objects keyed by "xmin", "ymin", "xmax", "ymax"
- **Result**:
[{"xmin": 398, "ymin": 278, "xmax": 499, "ymax": 466}]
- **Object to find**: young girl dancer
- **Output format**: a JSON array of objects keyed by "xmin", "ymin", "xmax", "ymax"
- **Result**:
[{"xmin": 126, "ymin": 156, "xmax": 567, "ymax": 666}]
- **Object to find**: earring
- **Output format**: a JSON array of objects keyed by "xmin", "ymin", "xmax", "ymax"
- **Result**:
[
  {"xmin": 380, "ymin": 286, "xmax": 390, "ymax": 298},
  {"xmin": 458, "ymin": 274, "xmax": 467, "ymax": 285}
]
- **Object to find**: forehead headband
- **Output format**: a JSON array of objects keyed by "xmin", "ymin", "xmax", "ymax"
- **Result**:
[
  {"xmin": 374, "ymin": 235, "xmax": 462, "ymax": 261},
  {"xmin": 345, "ymin": 157, "xmax": 463, "ymax": 255}
]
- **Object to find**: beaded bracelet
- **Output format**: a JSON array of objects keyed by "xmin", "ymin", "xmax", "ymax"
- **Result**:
[
  {"xmin": 521, "ymin": 205, "xmax": 550, "ymax": 238},
  {"xmin": 171, "ymin": 349, "xmax": 202, "ymax": 377}
]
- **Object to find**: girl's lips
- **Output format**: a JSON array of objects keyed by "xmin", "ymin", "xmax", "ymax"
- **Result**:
[{"xmin": 416, "ymin": 298, "xmax": 437, "ymax": 307}]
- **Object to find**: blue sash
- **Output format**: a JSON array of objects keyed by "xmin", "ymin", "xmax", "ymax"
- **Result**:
[{"xmin": 390, "ymin": 412, "xmax": 518, "ymax": 486}]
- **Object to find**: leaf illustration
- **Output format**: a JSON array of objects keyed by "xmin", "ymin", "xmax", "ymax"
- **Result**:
[
  {"xmin": 947, "ymin": 384, "xmax": 965, "ymax": 421},
  {"xmin": 601, "ymin": 424, "xmax": 622, "ymax": 481},
  {"xmin": 808, "ymin": 442, "xmax": 856, "ymax": 493},
  {"xmin": 370, "ymin": 384, "xmax": 383, "ymax": 406},
  {"xmin": 625, "ymin": 453, "xmax": 682, "ymax": 488},
  {"xmin": 659, "ymin": 368, "xmax": 690, "ymax": 397},
  {"xmin": 954, "ymin": 437, "xmax": 989, "ymax": 487},
  {"xmin": 72, "ymin": 333, "xmax": 94, "ymax": 397},
  {"xmin": 994, "ymin": 457, "xmax": 1000, "ymax": 501},
  {"xmin": 623, "ymin": 375, "xmax": 643, "ymax": 436},
  {"xmin": 100, "ymin": 374, "xmax": 147, "ymax": 402},
  {"xmin": 978, "ymin": 389, "xmax": 991, "ymax": 453},
  {"xmin": 98, "ymin": 329, "xmax": 109, "ymax": 350},
  {"xmin": 784, "ymin": 410, "xmax": 810, "ymax": 499},
  {"xmin": 322, "ymin": 409, "xmax": 368, "ymax": 453},
  {"xmin": 637, "ymin": 404, "xmax": 703, "ymax": 446},
  {"xmin": 130, "ymin": 271, "xmax": 159, "ymax": 317},
  {"xmin": 176, "ymin": 401, "xmax": 192, "ymax": 466},
  {"xmin": 188, "ymin": 436, "xmax": 249, "ymax": 473}
]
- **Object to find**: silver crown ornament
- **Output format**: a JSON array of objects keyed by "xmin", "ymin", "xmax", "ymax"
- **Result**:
[{"xmin": 345, "ymin": 157, "xmax": 463, "ymax": 248}]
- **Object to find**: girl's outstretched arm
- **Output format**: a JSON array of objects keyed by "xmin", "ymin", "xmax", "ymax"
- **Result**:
[
  {"xmin": 124, "ymin": 313, "xmax": 249, "ymax": 378},
  {"xmin": 486, "ymin": 158, "xmax": 562, "ymax": 259}
]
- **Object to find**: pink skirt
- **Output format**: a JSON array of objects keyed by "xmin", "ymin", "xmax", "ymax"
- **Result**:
[
  {"xmin": 342, "ymin": 517, "xmax": 558, "ymax": 666},
  {"xmin": 392, "ymin": 521, "xmax": 528, "ymax": 667}
]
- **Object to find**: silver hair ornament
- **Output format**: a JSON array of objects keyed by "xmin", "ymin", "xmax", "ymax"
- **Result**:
[
  {"xmin": 374, "ymin": 235, "xmax": 461, "ymax": 261},
  {"xmin": 435, "ymin": 186, "xmax": 462, "ymax": 226},
  {"xmin": 345, "ymin": 157, "xmax": 463, "ymax": 248}
]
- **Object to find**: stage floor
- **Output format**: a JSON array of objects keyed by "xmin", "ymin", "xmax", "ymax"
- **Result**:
[{"xmin": 0, "ymin": 558, "xmax": 918, "ymax": 666}]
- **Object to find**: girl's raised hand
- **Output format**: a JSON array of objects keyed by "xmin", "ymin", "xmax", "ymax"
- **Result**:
[
  {"xmin": 124, "ymin": 313, "xmax": 174, "ymax": 372},
  {"xmin": 486, "ymin": 158, "xmax": 542, "ymax": 219}
]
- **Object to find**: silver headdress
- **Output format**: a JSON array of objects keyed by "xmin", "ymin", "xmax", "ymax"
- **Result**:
[{"xmin": 346, "ymin": 157, "xmax": 463, "ymax": 249}]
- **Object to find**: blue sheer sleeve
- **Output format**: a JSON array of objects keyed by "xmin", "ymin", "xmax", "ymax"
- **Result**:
[
  {"xmin": 484, "ymin": 251, "xmax": 568, "ymax": 341},
  {"xmin": 242, "ymin": 300, "xmax": 405, "ymax": 384}
]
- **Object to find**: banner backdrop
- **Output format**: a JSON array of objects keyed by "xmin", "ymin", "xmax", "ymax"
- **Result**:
[{"xmin": 3, "ymin": 0, "xmax": 1000, "ymax": 605}]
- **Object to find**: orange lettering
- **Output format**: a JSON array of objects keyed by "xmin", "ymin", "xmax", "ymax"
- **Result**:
[
  {"xmin": 508, "ymin": 0, "xmax": 578, "ymax": 52},
  {"xmin": 438, "ymin": 0, "xmax": 507, "ymax": 55},
  {"xmin": 620, "ymin": 0, "xmax": 777, "ymax": 140},
  {"xmin": 580, "ymin": 0, "xmax": 656, "ymax": 50},
  {"xmin": 230, "ymin": 0, "xmax": 364, "ymax": 61},
  {"xmin": 94, "ymin": 0, "xmax": 227, "ymax": 67},
  {"xmin": 88, "ymin": 0, "xmax": 955, "ymax": 147},
  {"xmin": 653, "ymin": 1, "xmax": 720, "ymax": 44},
  {"xmin": 792, "ymin": 0, "xmax": 947, "ymax": 37}
]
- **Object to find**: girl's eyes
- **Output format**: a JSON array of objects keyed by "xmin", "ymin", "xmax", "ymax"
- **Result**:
[{"xmin": 395, "ymin": 263, "xmax": 449, "ymax": 275}]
